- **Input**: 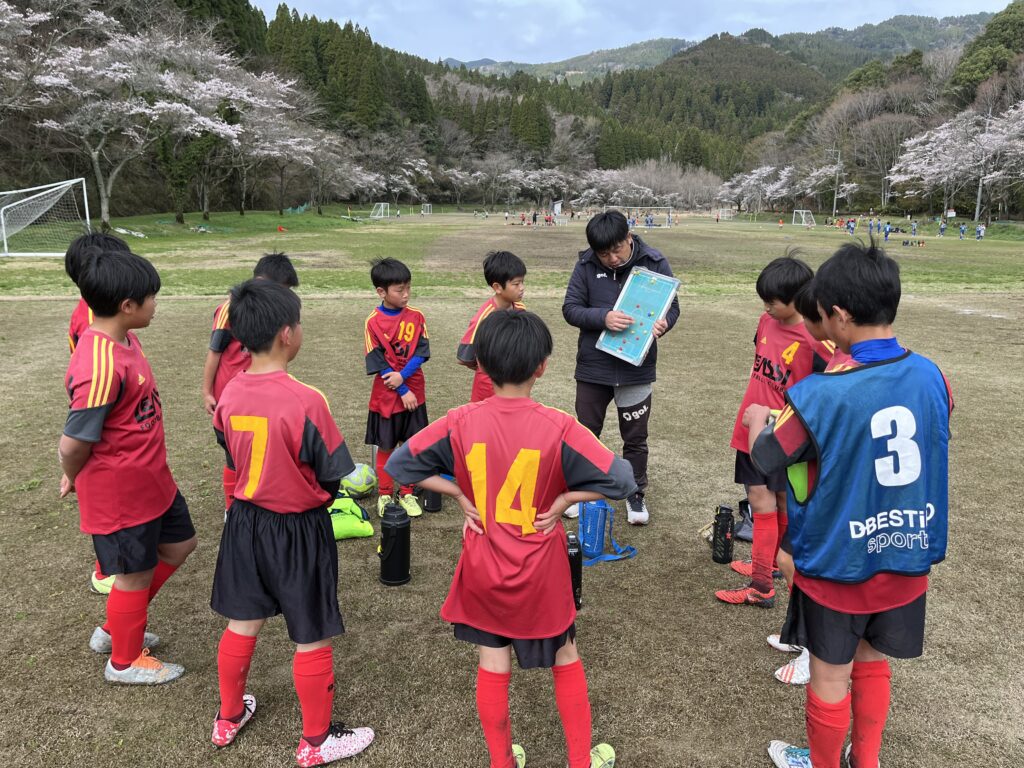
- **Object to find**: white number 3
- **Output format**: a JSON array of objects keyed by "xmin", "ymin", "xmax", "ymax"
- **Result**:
[{"xmin": 871, "ymin": 406, "xmax": 921, "ymax": 487}]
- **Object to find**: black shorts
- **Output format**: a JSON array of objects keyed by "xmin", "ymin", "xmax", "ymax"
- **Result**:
[
  {"xmin": 453, "ymin": 623, "xmax": 576, "ymax": 670},
  {"xmin": 365, "ymin": 404, "xmax": 428, "ymax": 451},
  {"xmin": 211, "ymin": 500, "xmax": 344, "ymax": 645},
  {"xmin": 734, "ymin": 450, "xmax": 788, "ymax": 493},
  {"xmin": 780, "ymin": 584, "xmax": 926, "ymax": 665},
  {"xmin": 92, "ymin": 491, "xmax": 195, "ymax": 575}
]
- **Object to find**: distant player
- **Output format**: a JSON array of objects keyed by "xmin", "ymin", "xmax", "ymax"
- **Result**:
[
  {"xmin": 959, "ymin": 222, "xmax": 966, "ymax": 240},
  {"xmin": 209, "ymin": 279, "xmax": 374, "ymax": 763},
  {"xmin": 385, "ymin": 310, "xmax": 634, "ymax": 768},
  {"xmin": 202, "ymin": 252, "xmax": 299, "ymax": 509},
  {"xmin": 716, "ymin": 255, "xmax": 830, "ymax": 608},
  {"xmin": 60, "ymin": 249, "xmax": 196, "ymax": 684},
  {"xmin": 65, "ymin": 232, "xmax": 132, "ymax": 595},
  {"xmin": 755, "ymin": 241, "xmax": 952, "ymax": 768},
  {"xmin": 938, "ymin": 220, "xmax": 946, "ymax": 237},
  {"xmin": 883, "ymin": 222, "xmax": 891, "ymax": 242},
  {"xmin": 364, "ymin": 258, "xmax": 430, "ymax": 517},
  {"xmin": 457, "ymin": 250, "xmax": 526, "ymax": 402}
]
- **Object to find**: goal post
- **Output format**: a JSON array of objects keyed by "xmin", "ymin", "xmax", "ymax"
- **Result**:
[
  {"xmin": 717, "ymin": 208, "xmax": 735, "ymax": 220},
  {"xmin": 1, "ymin": 178, "xmax": 91, "ymax": 256},
  {"xmin": 603, "ymin": 206, "xmax": 675, "ymax": 227},
  {"xmin": 792, "ymin": 210, "xmax": 816, "ymax": 227},
  {"xmin": 420, "ymin": 203, "xmax": 432, "ymax": 215},
  {"xmin": 370, "ymin": 202, "xmax": 390, "ymax": 220}
]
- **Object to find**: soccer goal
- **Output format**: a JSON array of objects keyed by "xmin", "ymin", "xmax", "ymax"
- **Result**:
[
  {"xmin": 1, "ymin": 178, "xmax": 90, "ymax": 256},
  {"xmin": 420, "ymin": 203, "xmax": 432, "ymax": 215},
  {"xmin": 605, "ymin": 206, "xmax": 675, "ymax": 227},
  {"xmin": 370, "ymin": 202, "xmax": 390, "ymax": 220},
  {"xmin": 717, "ymin": 208, "xmax": 735, "ymax": 220},
  {"xmin": 792, "ymin": 210, "xmax": 816, "ymax": 227}
]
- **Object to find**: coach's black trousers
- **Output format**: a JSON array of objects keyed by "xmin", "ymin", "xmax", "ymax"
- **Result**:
[{"xmin": 574, "ymin": 381, "xmax": 650, "ymax": 494}]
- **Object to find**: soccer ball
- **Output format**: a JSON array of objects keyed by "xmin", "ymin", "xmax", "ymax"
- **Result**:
[{"xmin": 341, "ymin": 463, "xmax": 377, "ymax": 498}]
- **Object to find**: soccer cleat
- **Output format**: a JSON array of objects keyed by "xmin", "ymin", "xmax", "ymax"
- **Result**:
[
  {"xmin": 563, "ymin": 503, "xmax": 580, "ymax": 519},
  {"xmin": 399, "ymin": 494, "xmax": 423, "ymax": 518},
  {"xmin": 104, "ymin": 648, "xmax": 184, "ymax": 685},
  {"xmin": 735, "ymin": 499, "xmax": 754, "ymax": 542},
  {"xmin": 774, "ymin": 648, "xmax": 810, "ymax": 685},
  {"xmin": 767, "ymin": 634, "xmax": 803, "ymax": 654},
  {"xmin": 590, "ymin": 743, "xmax": 615, "ymax": 767},
  {"xmin": 212, "ymin": 694, "xmax": 256, "ymax": 748},
  {"xmin": 89, "ymin": 626, "xmax": 159, "ymax": 654},
  {"xmin": 512, "ymin": 743, "xmax": 526, "ymax": 768},
  {"xmin": 625, "ymin": 493, "xmax": 649, "ymax": 525},
  {"xmin": 730, "ymin": 559, "xmax": 784, "ymax": 580},
  {"xmin": 90, "ymin": 571, "xmax": 116, "ymax": 595},
  {"xmin": 376, "ymin": 496, "xmax": 388, "ymax": 518},
  {"xmin": 714, "ymin": 584, "xmax": 775, "ymax": 607},
  {"xmin": 768, "ymin": 740, "xmax": 813, "ymax": 768},
  {"xmin": 295, "ymin": 721, "xmax": 375, "ymax": 766}
]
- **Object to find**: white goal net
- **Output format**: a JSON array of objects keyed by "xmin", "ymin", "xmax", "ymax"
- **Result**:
[
  {"xmin": 420, "ymin": 203, "xmax": 432, "ymax": 215},
  {"xmin": 1, "ymin": 179, "xmax": 91, "ymax": 256},
  {"xmin": 370, "ymin": 202, "xmax": 390, "ymax": 220},
  {"xmin": 717, "ymin": 208, "xmax": 735, "ymax": 220},
  {"xmin": 792, "ymin": 210, "xmax": 816, "ymax": 227},
  {"xmin": 605, "ymin": 206, "xmax": 674, "ymax": 227}
]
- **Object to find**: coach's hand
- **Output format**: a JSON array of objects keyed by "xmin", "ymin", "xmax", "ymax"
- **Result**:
[
  {"xmin": 652, "ymin": 318, "xmax": 668, "ymax": 337},
  {"xmin": 400, "ymin": 391, "xmax": 418, "ymax": 411},
  {"xmin": 604, "ymin": 310, "xmax": 633, "ymax": 332}
]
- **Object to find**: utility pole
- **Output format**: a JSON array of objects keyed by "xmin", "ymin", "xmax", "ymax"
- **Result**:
[{"xmin": 830, "ymin": 148, "xmax": 842, "ymax": 218}]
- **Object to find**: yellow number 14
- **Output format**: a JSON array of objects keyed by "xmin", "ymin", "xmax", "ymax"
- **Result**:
[{"xmin": 464, "ymin": 443, "xmax": 541, "ymax": 535}]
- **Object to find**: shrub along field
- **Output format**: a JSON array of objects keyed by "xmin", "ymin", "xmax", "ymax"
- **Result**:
[{"xmin": 0, "ymin": 213, "xmax": 1021, "ymax": 766}]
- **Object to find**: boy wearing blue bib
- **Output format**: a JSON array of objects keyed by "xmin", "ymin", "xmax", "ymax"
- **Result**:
[{"xmin": 742, "ymin": 242, "xmax": 952, "ymax": 768}]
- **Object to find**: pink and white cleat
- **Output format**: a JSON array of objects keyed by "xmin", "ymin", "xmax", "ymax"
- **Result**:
[{"xmin": 296, "ymin": 721, "xmax": 375, "ymax": 766}]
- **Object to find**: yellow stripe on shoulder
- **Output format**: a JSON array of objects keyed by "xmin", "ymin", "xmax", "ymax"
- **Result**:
[
  {"xmin": 774, "ymin": 406, "xmax": 796, "ymax": 430},
  {"xmin": 214, "ymin": 301, "xmax": 231, "ymax": 330},
  {"xmin": 287, "ymin": 374, "xmax": 332, "ymax": 410},
  {"xmin": 86, "ymin": 336, "xmax": 101, "ymax": 407}
]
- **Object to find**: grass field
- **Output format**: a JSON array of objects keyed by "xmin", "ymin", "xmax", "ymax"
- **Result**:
[{"xmin": 0, "ymin": 213, "xmax": 1021, "ymax": 767}]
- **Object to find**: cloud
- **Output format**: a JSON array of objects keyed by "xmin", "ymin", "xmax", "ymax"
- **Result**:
[{"xmin": 254, "ymin": 0, "xmax": 1005, "ymax": 63}]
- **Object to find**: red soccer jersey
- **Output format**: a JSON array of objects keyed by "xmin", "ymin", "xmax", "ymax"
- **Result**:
[
  {"xmin": 64, "ymin": 329, "xmax": 178, "ymax": 534},
  {"xmin": 731, "ymin": 313, "xmax": 830, "ymax": 452},
  {"xmin": 385, "ymin": 397, "xmax": 636, "ymax": 639},
  {"xmin": 825, "ymin": 347, "xmax": 855, "ymax": 372},
  {"xmin": 457, "ymin": 299, "xmax": 526, "ymax": 402},
  {"xmin": 68, "ymin": 298, "xmax": 94, "ymax": 353},
  {"xmin": 364, "ymin": 305, "xmax": 430, "ymax": 417},
  {"xmin": 210, "ymin": 299, "xmax": 251, "ymax": 401},
  {"xmin": 213, "ymin": 371, "xmax": 354, "ymax": 513}
]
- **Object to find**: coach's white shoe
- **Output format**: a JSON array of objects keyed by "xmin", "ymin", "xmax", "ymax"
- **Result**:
[
  {"xmin": 89, "ymin": 625, "xmax": 159, "ymax": 654},
  {"xmin": 104, "ymin": 649, "xmax": 183, "ymax": 685},
  {"xmin": 626, "ymin": 493, "xmax": 649, "ymax": 525},
  {"xmin": 563, "ymin": 503, "xmax": 580, "ymax": 519}
]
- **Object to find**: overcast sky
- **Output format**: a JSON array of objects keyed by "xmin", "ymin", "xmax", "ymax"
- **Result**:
[{"xmin": 253, "ymin": 0, "xmax": 1009, "ymax": 64}]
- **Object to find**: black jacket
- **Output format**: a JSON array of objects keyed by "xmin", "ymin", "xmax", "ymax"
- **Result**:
[{"xmin": 561, "ymin": 234, "xmax": 680, "ymax": 386}]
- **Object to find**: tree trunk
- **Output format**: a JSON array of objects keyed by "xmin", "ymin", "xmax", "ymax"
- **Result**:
[
  {"xmin": 89, "ymin": 150, "xmax": 111, "ymax": 231},
  {"xmin": 973, "ymin": 173, "xmax": 984, "ymax": 222},
  {"xmin": 278, "ymin": 166, "xmax": 285, "ymax": 217},
  {"xmin": 202, "ymin": 181, "xmax": 210, "ymax": 221}
]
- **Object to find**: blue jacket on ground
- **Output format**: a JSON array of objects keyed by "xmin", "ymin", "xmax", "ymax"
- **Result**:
[{"xmin": 562, "ymin": 234, "xmax": 680, "ymax": 387}]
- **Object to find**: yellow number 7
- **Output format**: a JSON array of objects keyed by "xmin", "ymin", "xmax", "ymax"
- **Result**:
[
  {"xmin": 230, "ymin": 415, "xmax": 268, "ymax": 498},
  {"xmin": 465, "ymin": 443, "xmax": 541, "ymax": 535}
]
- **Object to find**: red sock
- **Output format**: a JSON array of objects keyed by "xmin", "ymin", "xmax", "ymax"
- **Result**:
[
  {"xmin": 774, "ymin": 510, "xmax": 788, "ymax": 571},
  {"xmin": 218, "ymin": 629, "xmax": 258, "ymax": 720},
  {"xmin": 147, "ymin": 560, "xmax": 178, "ymax": 603},
  {"xmin": 94, "ymin": 560, "xmax": 107, "ymax": 580},
  {"xmin": 293, "ymin": 647, "xmax": 335, "ymax": 742},
  {"xmin": 223, "ymin": 465, "xmax": 236, "ymax": 510},
  {"xmin": 106, "ymin": 586, "xmax": 150, "ymax": 667},
  {"xmin": 850, "ymin": 660, "xmax": 891, "ymax": 768},
  {"xmin": 553, "ymin": 660, "xmax": 592, "ymax": 768},
  {"xmin": 376, "ymin": 449, "xmax": 394, "ymax": 497},
  {"xmin": 476, "ymin": 668, "xmax": 514, "ymax": 768},
  {"xmin": 806, "ymin": 687, "xmax": 851, "ymax": 768},
  {"xmin": 751, "ymin": 510, "xmax": 779, "ymax": 592}
]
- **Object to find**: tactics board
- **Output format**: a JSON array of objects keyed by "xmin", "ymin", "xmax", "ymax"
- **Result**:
[{"xmin": 595, "ymin": 267, "xmax": 680, "ymax": 366}]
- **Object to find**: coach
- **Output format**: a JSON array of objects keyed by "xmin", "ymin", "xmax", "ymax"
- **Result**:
[{"xmin": 562, "ymin": 210, "xmax": 680, "ymax": 525}]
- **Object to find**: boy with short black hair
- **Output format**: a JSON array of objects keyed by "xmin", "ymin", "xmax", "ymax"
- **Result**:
[
  {"xmin": 202, "ymin": 252, "xmax": 299, "ymax": 508},
  {"xmin": 386, "ymin": 309, "xmax": 634, "ymax": 768},
  {"xmin": 60, "ymin": 249, "xmax": 197, "ymax": 684},
  {"xmin": 458, "ymin": 250, "xmax": 527, "ymax": 402},
  {"xmin": 753, "ymin": 242, "xmax": 952, "ymax": 768},
  {"xmin": 64, "ymin": 232, "xmax": 133, "ymax": 595},
  {"xmin": 210, "ymin": 279, "xmax": 374, "ymax": 764},
  {"xmin": 716, "ymin": 255, "xmax": 829, "ymax": 608},
  {"xmin": 364, "ymin": 257, "xmax": 430, "ymax": 517}
]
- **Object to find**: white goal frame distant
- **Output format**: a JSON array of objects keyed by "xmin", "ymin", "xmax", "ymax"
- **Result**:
[
  {"xmin": 792, "ymin": 210, "xmax": 816, "ymax": 227},
  {"xmin": 1, "ymin": 178, "xmax": 91, "ymax": 256},
  {"xmin": 604, "ymin": 206, "xmax": 675, "ymax": 227},
  {"xmin": 420, "ymin": 203, "xmax": 432, "ymax": 215},
  {"xmin": 717, "ymin": 208, "xmax": 735, "ymax": 220},
  {"xmin": 370, "ymin": 202, "xmax": 390, "ymax": 220}
]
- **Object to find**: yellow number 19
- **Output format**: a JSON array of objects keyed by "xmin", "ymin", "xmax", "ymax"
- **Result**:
[
  {"xmin": 230, "ymin": 415, "xmax": 268, "ymax": 498},
  {"xmin": 464, "ymin": 443, "xmax": 541, "ymax": 535}
]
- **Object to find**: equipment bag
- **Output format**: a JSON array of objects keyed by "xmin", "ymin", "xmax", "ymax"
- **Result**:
[
  {"xmin": 579, "ymin": 500, "xmax": 637, "ymax": 566},
  {"xmin": 329, "ymin": 492, "xmax": 373, "ymax": 540}
]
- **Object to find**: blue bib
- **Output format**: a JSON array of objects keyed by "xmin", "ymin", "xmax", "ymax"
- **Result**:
[{"xmin": 786, "ymin": 352, "xmax": 950, "ymax": 582}]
